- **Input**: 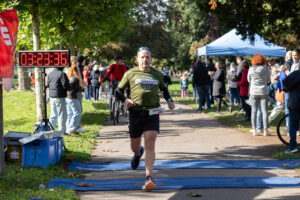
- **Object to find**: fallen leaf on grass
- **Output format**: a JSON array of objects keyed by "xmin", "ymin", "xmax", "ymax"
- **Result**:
[
  {"xmin": 188, "ymin": 192, "xmax": 202, "ymax": 197},
  {"xmin": 15, "ymin": 188, "xmax": 20, "ymax": 191},
  {"xmin": 282, "ymin": 163, "xmax": 289, "ymax": 167},
  {"xmin": 75, "ymin": 182, "xmax": 93, "ymax": 187}
]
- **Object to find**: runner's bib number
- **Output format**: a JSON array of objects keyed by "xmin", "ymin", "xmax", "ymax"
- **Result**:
[{"xmin": 149, "ymin": 107, "xmax": 165, "ymax": 116}]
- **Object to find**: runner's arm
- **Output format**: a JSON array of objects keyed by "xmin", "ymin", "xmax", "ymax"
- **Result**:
[
  {"xmin": 115, "ymin": 87, "xmax": 126, "ymax": 102},
  {"xmin": 160, "ymin": 87, "xmax": 172, "ymax": 102}
]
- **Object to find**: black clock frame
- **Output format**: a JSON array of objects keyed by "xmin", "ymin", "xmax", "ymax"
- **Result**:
[{"xmin": 18, "ymin": 50, "xmax": 70, "ymax": 68}]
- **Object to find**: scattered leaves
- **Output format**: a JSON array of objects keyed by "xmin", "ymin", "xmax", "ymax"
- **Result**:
[
  {"xmin": 75, "ymin": 182, "xmax": 93, "ymax": 187},
  {"xmin": 188, "ymin": 192, "xmax": 202, "ymax": 197}
]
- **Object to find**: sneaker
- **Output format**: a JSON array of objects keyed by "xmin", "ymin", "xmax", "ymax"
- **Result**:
[
  {"xmin": 78, "ymin": 127, "xmax": 86, "ymax": 133},
  {"xmin": 250, "ymin": 129, "xmax": 260, "ymax": 136},
  {"xmin": 264, "ymin": 130, "xmax": 271, "ymax": 136},
  {"xmin": 284, "ymin": 148, "xmax": 299, "ymax": 154},
  {"xmin": 142, "ymin": 176, "xmax": 155, "ymax": 190},
  {"xmin": 131, "ymin": 146, "xmax": 144, "ymax": 170}
]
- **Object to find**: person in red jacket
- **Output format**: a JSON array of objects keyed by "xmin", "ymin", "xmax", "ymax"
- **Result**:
[
  {"xmin": 237, "ymin": 60, "xmax": 251, "ymax": 121},
  {"xmin": 103, "ymin": 55, "xmax": 127, "ymax": 112}
]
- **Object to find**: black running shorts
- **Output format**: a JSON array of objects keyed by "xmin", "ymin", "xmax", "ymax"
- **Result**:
[{"xmin": 128, "ymin": 110, "xmax": 160, "ymax": 138}]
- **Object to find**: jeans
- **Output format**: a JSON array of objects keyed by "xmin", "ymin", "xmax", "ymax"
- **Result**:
[
  {"xmin": 284, "ymin": 93, "xmax": 290, "ymax": 127},
  {"xmin": 288, "ymin": 109, "xmax": 299, "ymax": 149},
  {"xmin": 195, "ymin": 85, "xmax": 211, "ymax": 111},
  {"xmin": 256, "ymin": 105, "xmax": 263, "ymax": 130},
  {"xmin": 66, "ymin": 98, "xmax": 81, "ymax": 132},
  {"xmin": 229, "ymin": 87, "xmax": 240, "ymax": 106},
  {"xmin": 269, "ymin": 101, "xmax": 284, "ymax": 123},
  {"xmin": 92, "ymin": 86, "xmax": 99, "ymax": 101},
  {"xmin": 269, "ymin": 83, "xmax": 278, "ymax": 105},
  {"xmin": 77, "ymin": 92, "xmax": 83, "ymax": 129},
  {"xmin": 240, "ymin": 96, "xmax": 251, "ymax": 118},
  {"xmin": 84, "ymin": 85, "xmax": 90, "ymax": 100},
  {"xmin": 49, "ymin": 98, "xmax": 67, "ymax": 133},
  {"xmin": 251, "ymin": 96, "xmax": 268, "ymax": 130}
]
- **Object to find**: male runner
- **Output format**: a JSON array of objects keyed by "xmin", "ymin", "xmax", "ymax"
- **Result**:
[{"xmin": 115, "ymin": 47, "xmax": 175, "ymax": 190}]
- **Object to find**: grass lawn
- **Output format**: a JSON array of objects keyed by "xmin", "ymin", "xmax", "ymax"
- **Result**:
[
  {"xmin": 0, "ymin": 89, "xmax": 109, "ymax": 200},
  {"xmin": 168, "ymin": 79, "xmax": 300, "ymax": 160}
]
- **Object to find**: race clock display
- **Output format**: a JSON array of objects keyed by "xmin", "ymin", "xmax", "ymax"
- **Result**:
[{"xmin": 18, "ymin": 50, "xmax": 70, "ymax": 68}]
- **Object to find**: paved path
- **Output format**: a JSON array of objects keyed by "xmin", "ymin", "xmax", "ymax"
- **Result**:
[{"xmin": 79, "ymin": 102, "xmax": 300, "ymax": 200}]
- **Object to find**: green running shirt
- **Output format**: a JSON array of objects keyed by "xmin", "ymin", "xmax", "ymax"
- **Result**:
[{"xmin": 118, "ymin": 67, "xmax": 165, "ymax": 110}]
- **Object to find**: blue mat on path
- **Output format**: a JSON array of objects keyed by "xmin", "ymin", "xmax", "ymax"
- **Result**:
[
  {"xmin": 68, "ymin": 159, "xmax": 300, "ymax": 171},
  {"xmin": 47, "ymin": 177, "xmax": 300, "ymax": 191}
]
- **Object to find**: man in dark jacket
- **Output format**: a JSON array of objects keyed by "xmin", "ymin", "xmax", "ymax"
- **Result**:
[
  {"xmin": 192, "ymin": 60, "xmax": 211, "ymax": 111},
  {"xmin": 283, "ymin": 69, "xmax": 300, "ymax": 153},
  {"xmin": 47, "ymin": 68, "xmax": 69, "ymax": 134}
]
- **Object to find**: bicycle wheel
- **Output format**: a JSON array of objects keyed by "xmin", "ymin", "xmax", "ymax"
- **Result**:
[
  {"xmin": 277, "ymin": 114, "xmax": 289, "ymax": 146},
  {"xmin": 111, "ymin": 97, "xmax": 117, "ymax": 125},
  {"xmin": 115, "ymin": 100, "xmax": 120, "ymax": 123}
]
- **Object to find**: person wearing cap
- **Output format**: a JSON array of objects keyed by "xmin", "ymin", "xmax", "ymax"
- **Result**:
[
  {"xmin": 115, "ymin": 47, "xmax": 175, "ymax": 190},
  {"xmin": 103, "ymin": 55, "xmax": 127, "ymax": 113}
]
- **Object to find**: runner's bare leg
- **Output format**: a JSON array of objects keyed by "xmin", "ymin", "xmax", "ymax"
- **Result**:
[
  {"xmin": 143, "ymin": 131, "xmax": 158, "ymax": 177},
  {"xmin": 131, "ymin": 137, "xmax": 142, "ymax": 155}
]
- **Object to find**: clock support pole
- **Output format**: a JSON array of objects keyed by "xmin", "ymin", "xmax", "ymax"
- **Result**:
[{"xmin": 33, "ymin": 68, "xmax": 68, "ymax": 152}]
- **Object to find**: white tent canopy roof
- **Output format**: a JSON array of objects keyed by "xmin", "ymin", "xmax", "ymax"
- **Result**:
[{"xmin": 197, "ymin": 29, "xmax": 286, "ymax": 57}]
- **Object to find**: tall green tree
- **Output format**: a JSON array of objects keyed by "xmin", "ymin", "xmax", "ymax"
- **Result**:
[
  {"xmin": 167, "ymin": 0, "xmax": 210, "ymax": 71},
  {"xmin": 1, "ymin": 0, "xmax": 136, "ymax": 121},
  {"xmin": 197, "ymin": 0, "xmax": 300, "ymax": 49}
]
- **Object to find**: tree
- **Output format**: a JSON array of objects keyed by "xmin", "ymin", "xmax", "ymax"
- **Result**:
[
  {"xmin": 197, "ymin": 0, "xmax": 300, "ymax": 49},
  {"xmin": 167, "ymin": 0, "xmax": 210, "ymax": 71},
  {"xmin": 1, "ymin": 0, "xmax": 137, "ymax": 121}
]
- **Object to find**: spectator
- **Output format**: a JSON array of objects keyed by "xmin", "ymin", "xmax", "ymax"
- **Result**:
[
  {"xmin": 47, "ymin": 68, "xmax": 69, "ymax": 134},
  {"xmin": 207, "ymin": 58, "xmax": 216, "ymax": 104},
  {"xmin": 180, "ymin": 71, "xmax": 189, "ymax": 98},
  {"xmin": 192, "ymin": 59, "xmax": 211, "ymax": 112},
  {"xmin": 283, "ymin": 69, "xmax": 300, "ymax": 153},
  {"xmin": 248, "ymin": 54, "xmax": 271, "ymax": 136},
  {"xmin": 282, "ymin": 49, "xmax": 300, "ymax": 134},
  {"xmin": 268, "ymin": 58, "xmax": 280, "ymax": 106},
  {"xmin": 235, "ymin": 56, "xmax": 244, "ymax": 82},
  {"xmin": 99, "ymin": 63, "xmax": 108, "ymax": 100},
  {"xmin": 227, "ymin": 63, "xmax": 240, "ymax": 107},
  {"xmin": 212, "ymin": 61, "xmax": 232, "ymax": 114},
  {"xmin": 66, "ymin": 56, "xmax": 83, "ymax": 135},
  {"xmin": 237, "ymin": 61, "xmax": 251, "ymax": 121},
  {"xmin": 162, "ymin": 66, "xmax": 172, "ymax": 89},
  {"xmin": 90, "ymin": 64, "xmax": 101, "ymax": 101},
  {"xmin": 83, "ymin": 65, "xmax": 91, "ymax": 101}
]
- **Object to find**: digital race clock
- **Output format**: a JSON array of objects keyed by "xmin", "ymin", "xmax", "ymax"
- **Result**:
[{"xmin": 18, "ymin": 50, "xmax": 70, "ymax": 68}]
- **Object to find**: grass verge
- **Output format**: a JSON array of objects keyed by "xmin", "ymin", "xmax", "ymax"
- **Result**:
[{"xmin": 0, "ymin": 90, "xmax": 109, "ymax": 200}]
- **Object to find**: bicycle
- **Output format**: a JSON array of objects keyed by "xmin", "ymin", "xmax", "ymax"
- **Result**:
[{"xmin": 276, "ymin": 113, "xmax": 300, "ymax": 146}]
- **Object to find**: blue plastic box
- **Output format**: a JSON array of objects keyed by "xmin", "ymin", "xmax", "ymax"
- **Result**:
[
  {"xmin": 56, "ymin": 137, "xmax": 63, "ymax": 162},
  {"xmin": 22, "ymin": 139, "xmax": 57, "ymax": 168}
]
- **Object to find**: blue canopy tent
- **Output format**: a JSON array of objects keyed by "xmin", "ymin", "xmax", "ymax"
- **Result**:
[{"xmin": 197, "ymin": 29, "xmax": 286, "ymax": 57}]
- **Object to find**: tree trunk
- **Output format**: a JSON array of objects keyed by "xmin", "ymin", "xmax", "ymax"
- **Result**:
[
  {"xmin": 17, "ymin": 67, "xmax": 31, "ymax": 91},
  {"xmin": 70, "ymin": 41, "xmax": 76, "ymax": 55},
  {"xmin": 32, "ymin": 5, "xmax": 44, "ymax": 121}
]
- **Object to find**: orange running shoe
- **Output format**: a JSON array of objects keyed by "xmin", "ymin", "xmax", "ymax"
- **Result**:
[{"xmin": 142, "ymin": 176, "xmax": 155, "ymax": 190}]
